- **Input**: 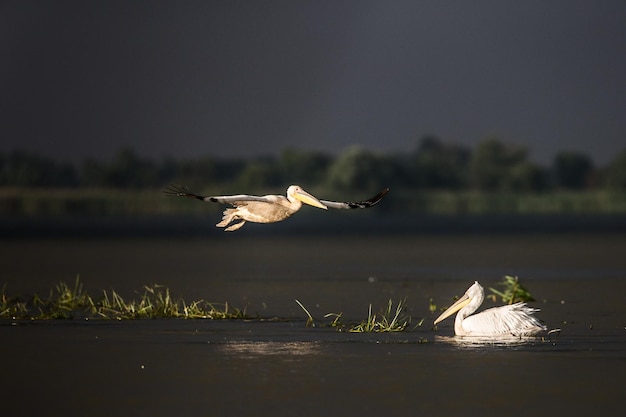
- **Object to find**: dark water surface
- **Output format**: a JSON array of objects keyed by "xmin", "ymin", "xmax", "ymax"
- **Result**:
[{"xmin": 2, "ymin": 233, "xmax": 625, "ymax": 416}]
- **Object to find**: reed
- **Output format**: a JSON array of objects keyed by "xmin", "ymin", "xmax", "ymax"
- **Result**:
[
  {"xmin": 294, "ymin": 299, "xmax": 316, "ymax": 327},
  {"xmin": 296, "ymin": 299, "xmax": 412, "ymax": 332},
  {"xmin": 0, "ymin": 283, "xmax": 28, "ymax": 318},
  {"xmin": 0, "ymin": 278, "xmax": 248, "ymax": 320},
  {"xmin": 349, "ymin": 299, "xmax": 411, "ymax": 333},
  {"xmin": 488, "ymin": 275, "xmax": 535, "ymax": 304}
]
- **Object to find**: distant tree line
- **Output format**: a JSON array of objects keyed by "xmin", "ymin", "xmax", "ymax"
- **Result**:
[{"xmin": 2, "ymin": 137, "xmax": 626, "ymax": 192}]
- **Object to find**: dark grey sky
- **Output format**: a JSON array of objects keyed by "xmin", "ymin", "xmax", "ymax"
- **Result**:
[{"xmin": 1, "ymin": 0, "xmax": 625, "ymax": 164}]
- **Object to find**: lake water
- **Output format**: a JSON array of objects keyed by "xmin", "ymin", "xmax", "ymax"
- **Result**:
[{"xmin": 1, "ymin": 232, "xmax": 625, "ymax": 416}]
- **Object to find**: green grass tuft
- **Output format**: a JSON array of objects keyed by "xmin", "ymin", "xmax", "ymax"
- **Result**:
[
  {"xmin": 349, "ymin": 299, "xmax": 411, "ymax": 333},
  {"xmin": 488, "ymin": 275, "xmax": 536, "ymax": 304},
  {"xmin": 296, "ymin": 299, "xmax": 412, "ymax": 332},
  {"xmin": 1, "ymin": 278, "xmax": 248, "ymax": 320}
]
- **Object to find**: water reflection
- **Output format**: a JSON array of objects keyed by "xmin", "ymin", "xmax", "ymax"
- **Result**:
[
  {"xmin": 434, "ymin": 334, "xmax": 555, "ymax": 349},
  {"xmin": 219, "ymin": 341, "xmax": 322, "ymax": 358}
]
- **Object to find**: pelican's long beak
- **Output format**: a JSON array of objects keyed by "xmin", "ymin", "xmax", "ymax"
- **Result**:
[
  {"xmin": 434, "ymin": 294, "xmax": 471, "ymax": 325},
  {"xmin": 294, "ymin": 188, "xmax": 328, "ymax": 210}
]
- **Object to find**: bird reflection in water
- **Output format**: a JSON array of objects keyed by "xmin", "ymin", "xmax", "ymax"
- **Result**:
[{"xmin": 219, "ymin": 341, "xmax": 321, "ymax": 358}]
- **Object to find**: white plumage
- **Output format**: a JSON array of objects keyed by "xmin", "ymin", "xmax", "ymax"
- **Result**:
[
  {"xmin": 434, "ymin": 281, "xmax": 546, "ymax": 337},
  {"xmin": 165, "ymin": 184, "xmax": 389, "ymax": 231}
]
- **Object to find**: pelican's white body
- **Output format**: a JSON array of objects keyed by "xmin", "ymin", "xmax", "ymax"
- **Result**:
[
  {"xmin": 165, "ymin": 184, "xmax": 389, "ymax": 231},
  {"xmin": 215, "ymin": 186, "xmax": 319, "ymax": 231},
  {"xmin": 434, "ymin": 281, "xmax": 546, "ymax": 337}
]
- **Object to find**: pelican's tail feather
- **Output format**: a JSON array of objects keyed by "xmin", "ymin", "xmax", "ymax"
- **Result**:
[{"xmin": 509, "ymin": 303, "xmax": 547, "ymax": 336}]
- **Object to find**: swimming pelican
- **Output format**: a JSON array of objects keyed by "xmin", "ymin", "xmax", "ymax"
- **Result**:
[
  {"xmin": 433, "ymin": 281, "xmax": 546, "ymax": 337},
  {"xmin": 164, "ymin": 184, "xmax": 389, "ymax": 231}
]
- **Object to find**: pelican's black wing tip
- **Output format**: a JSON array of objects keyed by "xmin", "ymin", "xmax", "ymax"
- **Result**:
[
  {"xmin": 163, "ymin": 183, "xmax": 191, "ymax": 197},
  {"xmin": 347, "ymin": 187, "xmax": 390, "ymax": 208},
  {"xmin": 367, "ymin": 187, "xmax": 390, "ymax": 205},
  {"xmin": 162, "ymin": 184, "xmax": 207, "ymax": 201},
  {"xmin": 377, "ymin": 187, "xmax": 390, "ymax": 199}
]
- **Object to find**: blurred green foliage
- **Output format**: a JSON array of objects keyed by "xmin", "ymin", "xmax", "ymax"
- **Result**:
[
  {"xmin": 2, "ymin": 137, "xmax": 624, "ymax": 192},
  {"xmin": 2, "ymin": 137, "xmax": 626, "ymax": 217}
]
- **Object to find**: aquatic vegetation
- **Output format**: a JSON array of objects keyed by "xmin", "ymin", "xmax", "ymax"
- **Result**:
[
  {"xmin": 428, "ymin": 298, "xmax": 438, "ymax": 314},
  {"xmin": 294, "ymin": 299, "xmax": 316, "ymax": 327},
  {"xmin": 1, "ymin": 283, "xmax": 28, "ymax": 318},
  {"xmin": 0, "ymin": 278, "xmax": 248, "ymax": 320},
  {"xmin": 488, "ymin": 275, "xmax": 535, "ymax": 304},
  {"xmin": 349, "ymin": 299, "xmax": 411, "ymax": 333},
  {"xmin": 34, "ymin": 279, "xmax": 97, "ymax": 319},
  {"xmin": 296, "ymin": 299, "xmax": 412, "ymax": 332},
  {"xmin": 323, "ymin": 312, "xmax": 344, "ymax": 328}
]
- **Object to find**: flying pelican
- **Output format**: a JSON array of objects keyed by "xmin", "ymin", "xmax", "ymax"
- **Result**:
[
  {"xmin": 433, "ymin": 281, "xmax": 546, "ymax": 337},
  {"xmin": 164, "ymin": 184, "xmax": 389, "ymax": 231}
]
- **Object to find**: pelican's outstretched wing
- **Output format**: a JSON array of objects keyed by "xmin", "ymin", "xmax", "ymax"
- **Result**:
[
  {"xmin": 165, "ymin": 185, "xmax": 390, "ymax": 208},
  {"xmin": 320, "ymin": 188, "xmax": 390, "ymax": 209},
  {"xmin": 164, "ymin": 184, "xmax": 273, "ymax": 205}
]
